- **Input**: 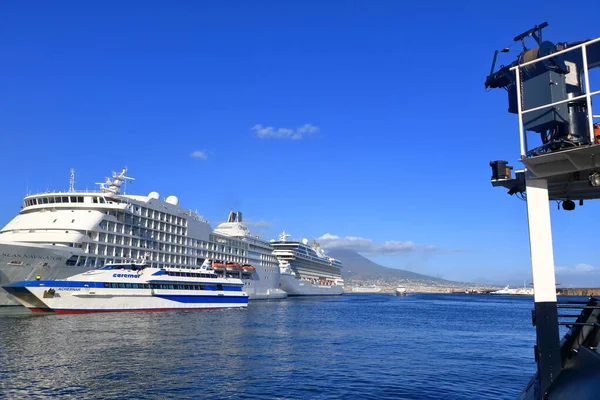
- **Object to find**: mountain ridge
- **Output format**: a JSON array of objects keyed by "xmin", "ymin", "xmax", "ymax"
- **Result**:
[{"xmin": 327, "ymin": 249, "xmax": 455, "ymax": 284}]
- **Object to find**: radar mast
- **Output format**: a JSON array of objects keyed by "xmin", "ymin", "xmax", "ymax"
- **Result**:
[
  {"xmin": 69, "ymin": 168, "xmax": 75, "ymax": 192},
  {"xmin": 97, "ymin": 167, "xmax": 135, "ymax": 195}
]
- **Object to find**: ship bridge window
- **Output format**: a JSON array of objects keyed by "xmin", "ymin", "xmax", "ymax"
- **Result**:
[
  {"xmin": 99, "ymin": 197, "xmax": 106, "ymax": 204},
  {"xmin": 66, "ymin": 256, "xmax": 78, "ymax": 266},
  {"xmin": 62, "ymin": 197, "xmax": 69, "ymax": 203},
  {"xmin": 93, "ymin": 197, "xmax": 98, "ymax": 203}
]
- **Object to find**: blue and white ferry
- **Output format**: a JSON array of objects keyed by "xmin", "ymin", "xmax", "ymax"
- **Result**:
[{"xmin": 2, "ymin": 262, "xmax": 248, "ymax": 314}]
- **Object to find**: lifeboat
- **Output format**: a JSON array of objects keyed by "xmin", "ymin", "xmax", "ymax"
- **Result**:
[
  {"xmin": 241, "ymin": 264, "xmax": 256, "ymax": 272},
  {"xmin": 213, "ymin": 261, "xmax": 226, "ymax": 270},
  {"xmin": 226, "ymin": 262, "xmax": 242, "ymax": 271}
]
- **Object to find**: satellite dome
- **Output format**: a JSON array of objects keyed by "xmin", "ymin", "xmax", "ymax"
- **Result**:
[
  {"xmin": 148, "ymin": 191, "xmax": 160, "ymax": 200},
  {"xmin": 302, "ymin": 238, "xmax": 309, "ymax": 245},
  {"xmin": 166, "ymin": 195, "xmax": 179, "ymax": 205}
]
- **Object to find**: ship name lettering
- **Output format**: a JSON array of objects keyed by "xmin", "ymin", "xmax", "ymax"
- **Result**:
[
  {"xmin": 112, "ymin": 273, "xmax": 140, "ymax": 278},
  {"xmin": 2, "ymin": 253, "xmax": 63, "ymax": 261}
]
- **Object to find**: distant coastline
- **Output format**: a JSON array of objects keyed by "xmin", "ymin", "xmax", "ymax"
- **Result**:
[{"xmin": 345, "ymin": 284, "xmax": 600, "ymax": 295}]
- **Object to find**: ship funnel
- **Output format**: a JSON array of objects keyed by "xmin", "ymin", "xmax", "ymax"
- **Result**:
[
  {"xmin": 236, "ymin": 211, "xmax": 242, "ymax": 222},
  {"xmin": 227, "ymin": 211, "xmax": 236, "ymax": 223}
]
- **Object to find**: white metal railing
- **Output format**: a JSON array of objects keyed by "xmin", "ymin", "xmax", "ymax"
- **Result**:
[{"xmin": 510, "ymin": 36, "xmax": 600, "ymax": 157}]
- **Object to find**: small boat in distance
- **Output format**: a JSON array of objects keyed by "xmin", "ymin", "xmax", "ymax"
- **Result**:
[
  {"xmin": 395, "ymin": 287, "xmax": 407, "ymax": 296},
  {"xmin": 3, "ymin": 262, "xmax": 248, "ymax": 313},
  {"xmin": 352, "ymin": 286, "xmax": 382, "ymax": 293},
  {"xmin": 489, "ymin": 285, "xmax": 519, "ymax": 295},
  {"xmin": 490, "ymin": 284, "xmax": 537, "ymax": 296}
]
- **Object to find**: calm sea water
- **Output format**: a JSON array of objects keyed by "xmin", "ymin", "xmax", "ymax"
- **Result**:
[{"xmin": 0, "ymin": 294, "xmax": 548, "ymax": 399}]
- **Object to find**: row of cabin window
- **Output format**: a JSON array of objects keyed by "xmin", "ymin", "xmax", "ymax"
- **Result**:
[
  {"xmin": 25, "ymin": 196, "xmax": 85, "ymax": 206},
  {"xmin": 166, "ymin": 271, "xmax": 215, "ymax": 278},
  {"xmin": 132, "ymin": 206, "xmax": 185, "ymax": 225},
  {"xmin": 102, "ymin": 282, "xmax": 229, "ymax": 290}
]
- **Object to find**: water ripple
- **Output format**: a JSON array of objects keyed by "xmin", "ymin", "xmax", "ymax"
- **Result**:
[{"xmin": 0, "ymin": 294, "xmax": 542, "ymax": 399}]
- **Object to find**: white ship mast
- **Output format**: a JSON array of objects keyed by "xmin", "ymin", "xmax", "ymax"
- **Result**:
[
  {"xmin": 96, "ymin": 168, "xmax": 135, "ymax": 195},
  {"xmin": 69, "ymin": 168, "xmax": 75, "ymax": 192},
  {"xmin": 278, "ymin": 230, "xmax": 290, "ymax": 241}
]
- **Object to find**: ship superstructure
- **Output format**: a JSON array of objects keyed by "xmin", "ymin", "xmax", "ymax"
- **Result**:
[
  {"xmin": 270, "ymin": 231, "xmax": 344, "ymax": 296},
  {"xmin": 213, "ymin": 211, "xmax": 287, "ymax": 299},
  {"xmin": 0, "ymin": 168, "xmax": 279, "ymax": 305}
]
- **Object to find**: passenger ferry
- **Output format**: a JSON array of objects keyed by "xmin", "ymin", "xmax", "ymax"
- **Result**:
[
  {"xmin": 270, "ymin": 231, "xmax": 344, "ymax": 296},
  {"xmin": 0, "ymin": 168, "xmax": 282, "ymax": 305},
  {"xmin": 3, "ymin": 262, "xmax": 248, "ymax": 313}
]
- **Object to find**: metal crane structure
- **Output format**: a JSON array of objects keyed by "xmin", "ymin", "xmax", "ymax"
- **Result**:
[{"xmin": 486, "ymin": 23, "xmax": 600, "ymax": 399}]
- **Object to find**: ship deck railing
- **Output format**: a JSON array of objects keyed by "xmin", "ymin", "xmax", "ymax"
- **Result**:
[
  {"xmin": 512, "ymin": 37, "xmax": 600, "ymax": 159},
  {"xmin": 556, "ymin": 297, "xmax": 600, "ymax": 330}
]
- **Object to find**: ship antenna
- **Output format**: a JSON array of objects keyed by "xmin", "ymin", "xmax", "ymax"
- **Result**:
[
  {"xmin": 69, "ymin": 168, "xmax": 75, "ymax": 192},
  {"xmin": 97, "ymin": 167, "xmax": 134, "ymax": 195},
  {"xmin": 279, "ymin": 230, "xmax": 290, "ymax": 241}
]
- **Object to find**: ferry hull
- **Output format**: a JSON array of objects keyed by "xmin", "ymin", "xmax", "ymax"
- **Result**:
[
  {"xmin": 279, "ymin": 274, "xmax": 344, "ymax": 296},
  {"xmin": 0, "ymin": 242, "xmax": 86, "ymax": 306},
  {"xmin": 3, "ymin": 282, "xmax": 248, "ymax": 313}
]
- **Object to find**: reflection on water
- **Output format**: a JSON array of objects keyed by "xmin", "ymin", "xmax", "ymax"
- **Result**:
[{"xmin": 0, "ymin": 294, "xmax": 538, "ymax": 399}]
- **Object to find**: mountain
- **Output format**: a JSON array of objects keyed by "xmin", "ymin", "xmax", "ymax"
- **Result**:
[{"xmin": 327, "ymin": 249, "xmax": 455, "ymax": 285}]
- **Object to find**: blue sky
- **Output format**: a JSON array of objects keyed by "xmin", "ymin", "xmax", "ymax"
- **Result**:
[{"xmin": 1, "ymin": 1, "xmax": 600, "ymax": 286}]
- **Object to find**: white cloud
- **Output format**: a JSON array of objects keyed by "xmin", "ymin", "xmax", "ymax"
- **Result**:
[
  {"xmin": 555, "ymin": 263, "xmax": 596, "ymax": 273},
  {"xmin": 244, "ymin": 219, "xmax": 272, "ymax": 229},
  {"xmin": 190, "ymin": 150, "xmax": 208, "ymax": 160},
  {"xmin": 251, "ymin": 123, "xmax": 319, "ymax": 140},
  {"xmin": 318, "ymin": 233, "xmax": 439, "ymax": 256}
]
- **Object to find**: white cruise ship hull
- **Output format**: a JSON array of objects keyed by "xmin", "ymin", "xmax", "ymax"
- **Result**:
[
  {"xmin": 241, "ymin": 266, "xmax": 287, "ymax": 300},
  {"xmin": 279, "ymin": 273, "xmax": 344, "ymax": 296},
  {"xmin": 244, "ymin": 285, "xmax": 288, "ymax": 300},
  {"xmin": 0, "ymin": 242, "xmax": 87, "ymax": 306}
]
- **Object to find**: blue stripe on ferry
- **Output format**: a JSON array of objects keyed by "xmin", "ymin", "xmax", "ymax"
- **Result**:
[
  {"xmin": 198, "ymin": 285, "xmax": 242, "ymax": 292},
  {"xmin": 155, "ymin": 295, "xmax": 248, "ymax": 304}
]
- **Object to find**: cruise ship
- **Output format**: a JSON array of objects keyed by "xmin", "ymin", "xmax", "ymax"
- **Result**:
[
  {"xmin": 0, "ymin": 168, "xmax": 284, "ymax": 306},
  {"xmin": 270, "ymin": 231, "xmax": 344, "ymax": 296},
  {"xmin": 213, "ymin": 211, "xmax": 287, "ymax": 300}
]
